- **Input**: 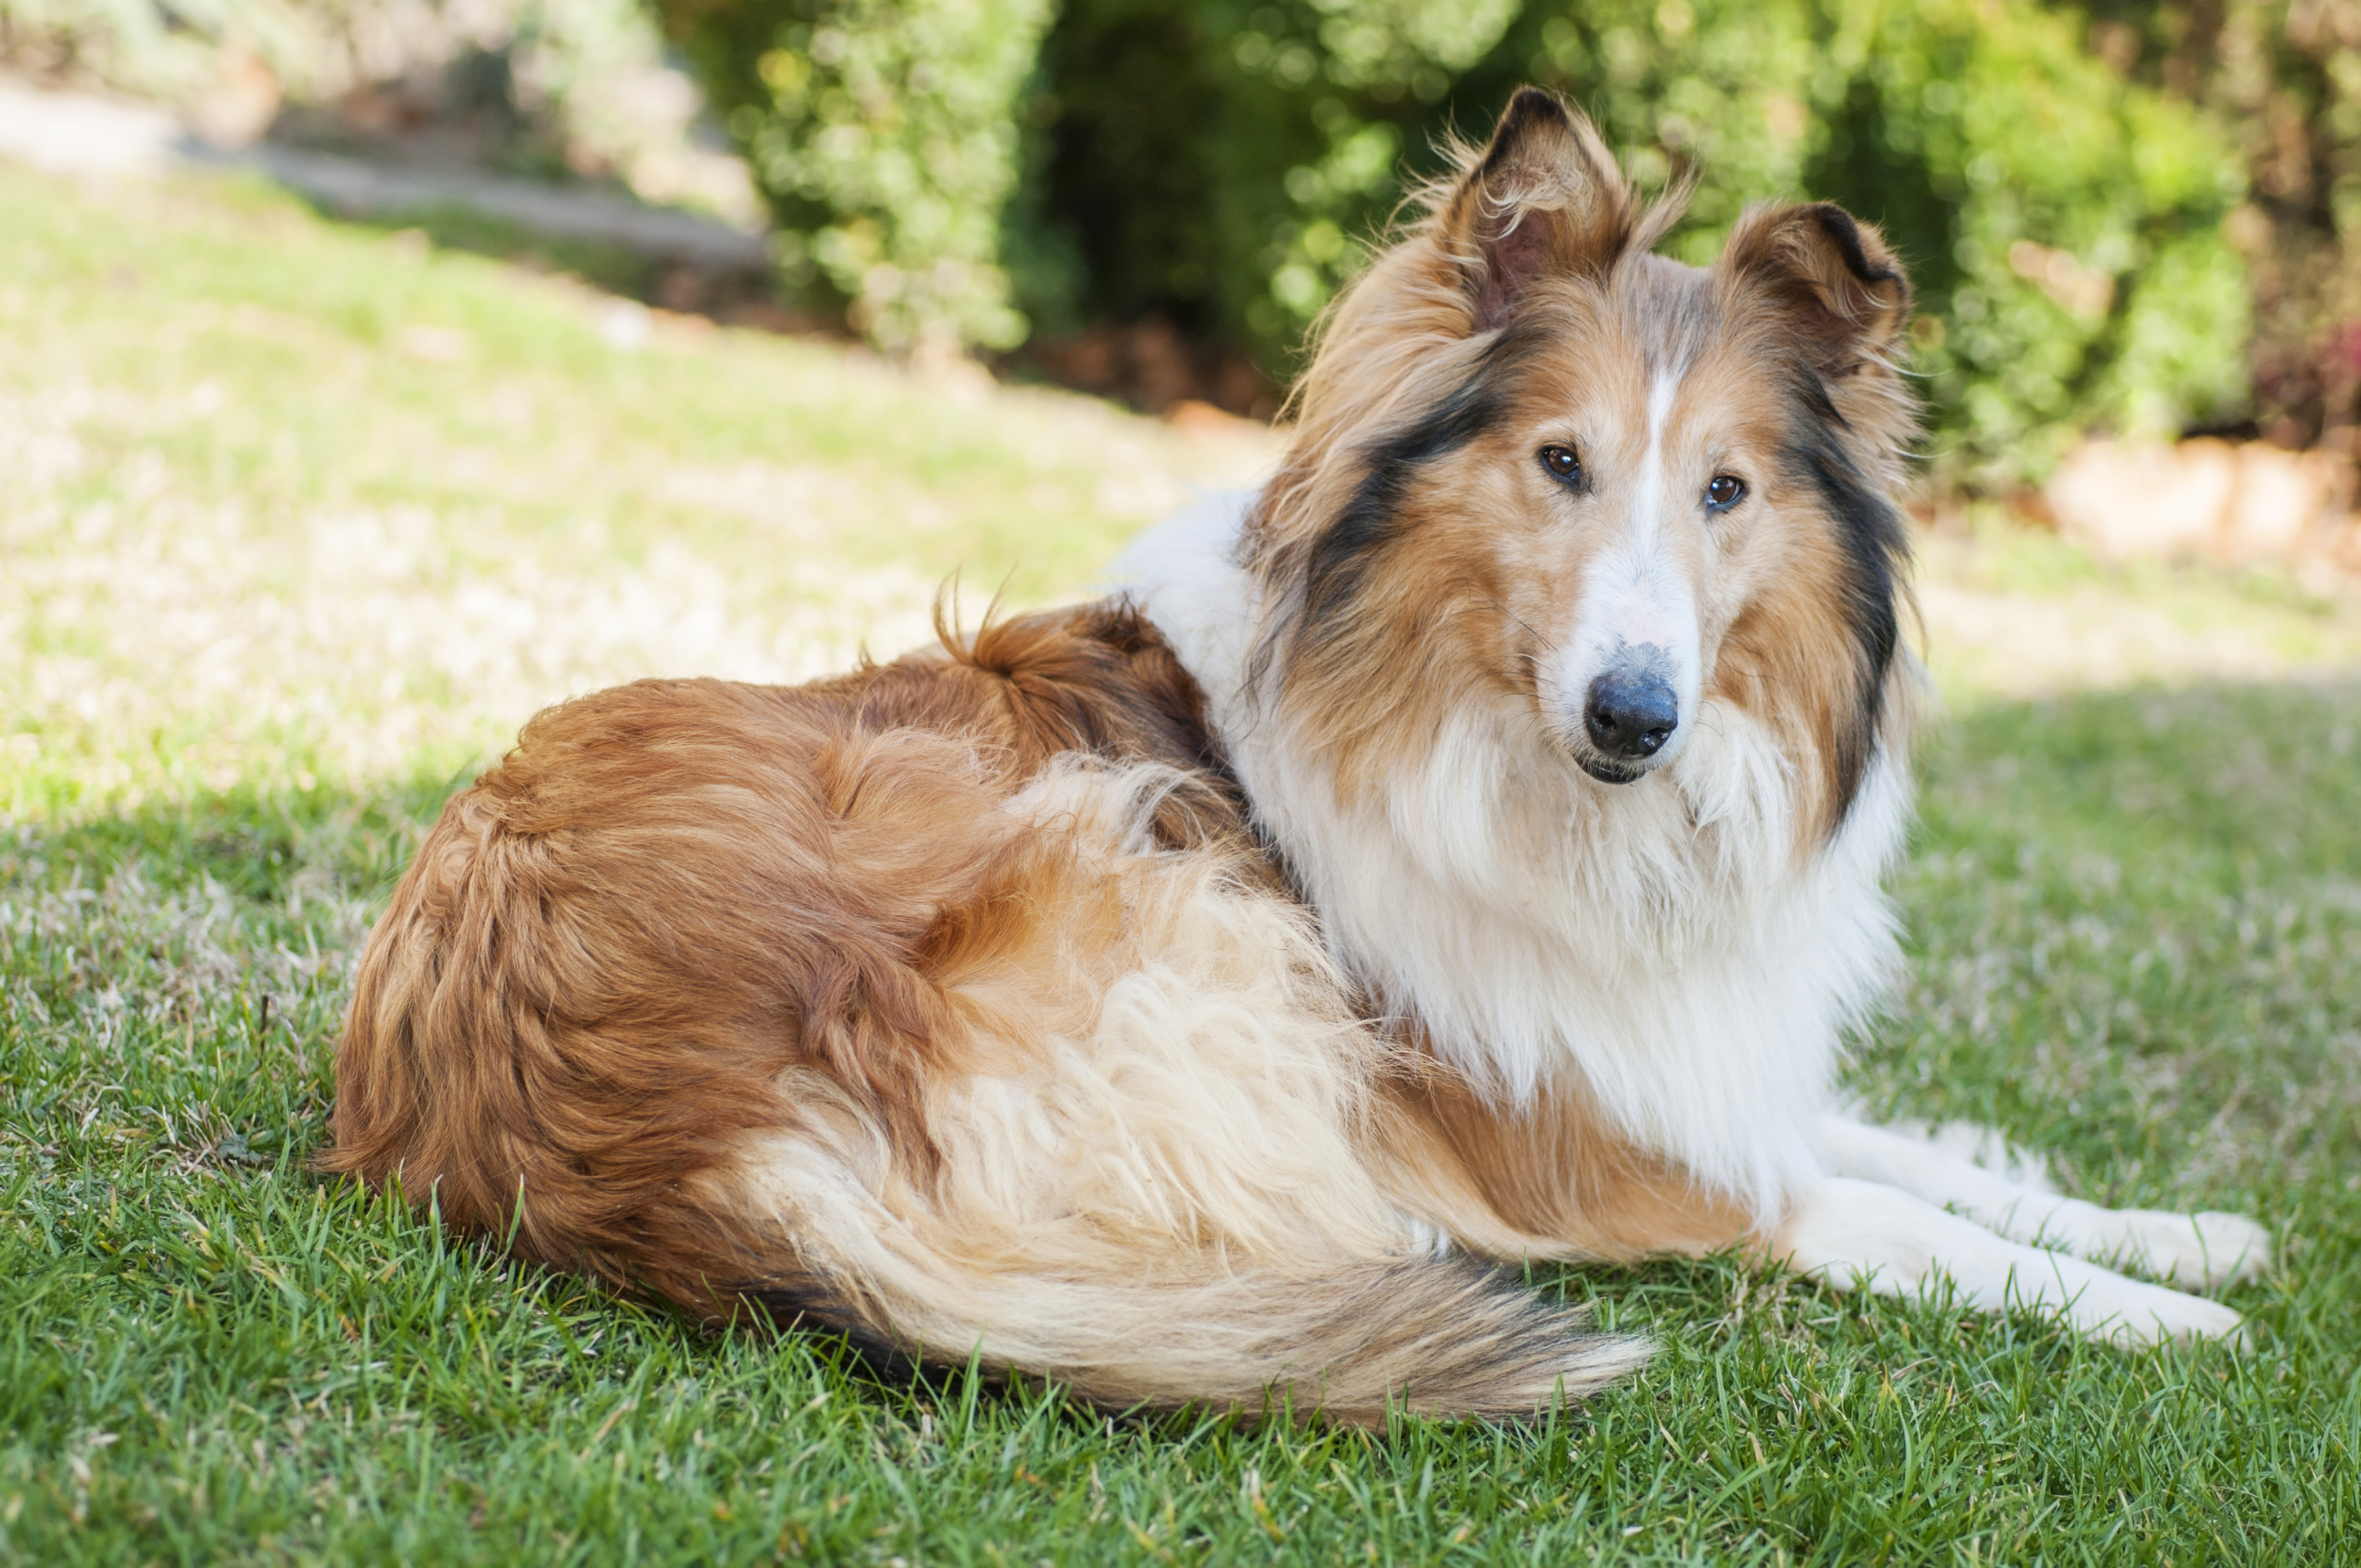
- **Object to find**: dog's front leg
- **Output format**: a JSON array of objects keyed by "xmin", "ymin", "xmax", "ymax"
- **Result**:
[
  {"xmin": 1770, "ymin": 1176, "xmax": 2248, "ymax": 1344},
  {"xmin": 1818, "ymin": 1116, "xmax": 2272, "ymax": 1290}
]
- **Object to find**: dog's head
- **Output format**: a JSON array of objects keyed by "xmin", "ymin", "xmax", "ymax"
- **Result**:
[{"xmin": 1250, "ymin": 89, "xmax": 1917, "ymax": 843}]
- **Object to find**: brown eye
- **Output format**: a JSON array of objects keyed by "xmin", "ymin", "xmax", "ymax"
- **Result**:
[
  {"xmin": 1704, "ymin": 474, "xmax": 1747, "ymax": 513},
  {"xmin": 1538, "ymin": 444, "xmax": 1583, "ymax": 485}
]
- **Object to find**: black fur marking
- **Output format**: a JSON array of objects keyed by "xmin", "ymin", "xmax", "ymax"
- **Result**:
[
  {"xmin": 1479, "ymin": 88, "xmax": 1575, "ymax": 183},
  {"xmin": 1782, "ymin": 422, "xmax": 1907, "ymax": 828},
  {"xmin": 1805, "ymin": 203, "xmax": 1901, "ymax": 287},
  {"xmin": 1297, "ymin": 379, "xmax": 1501, "ymax": 645},
  {"xmin": 1790, "ymin": 365, "xmax": 1848, "ymax": 433}
]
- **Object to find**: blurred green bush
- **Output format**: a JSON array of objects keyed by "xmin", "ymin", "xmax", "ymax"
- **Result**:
[
  {"xmin": 2078, "ymin": 1, "xmax": 2361, "ymax": 461},
  {"xmin": 658, "ymin": 0, "xmax": 2262, "ymax": 484},
  {"xmin": 661, "ymin": 0, "xmax": 1056, "ymax": 351},
  {"xmin": 20, "ymin": 0, "xmax": 2341, "ymax": 486}
]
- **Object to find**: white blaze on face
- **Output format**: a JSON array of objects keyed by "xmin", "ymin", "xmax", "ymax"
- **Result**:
[{"xmin": 1544, "ymin": 369, "xmax": 1705, "ymax": 766}]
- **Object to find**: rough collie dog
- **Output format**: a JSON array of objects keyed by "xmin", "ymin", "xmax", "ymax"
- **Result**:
[{"xmin": 325, "ymin": 91, "xmax": 2269, "ymax": 1423}]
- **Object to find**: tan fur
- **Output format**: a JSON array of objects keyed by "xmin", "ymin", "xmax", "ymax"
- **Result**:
[
  {"xmin": 1380, "ymin": 1069, "xmax": 1760, "ymax": 1263},
  {"xmin": 329, "ymin": 90, "xmax": 1951, "ymax": 1421}
]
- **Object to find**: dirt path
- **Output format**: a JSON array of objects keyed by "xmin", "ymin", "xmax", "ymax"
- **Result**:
[{"xmin": 0, "ymin": 79, "xmax": 765, "ymax": 270}]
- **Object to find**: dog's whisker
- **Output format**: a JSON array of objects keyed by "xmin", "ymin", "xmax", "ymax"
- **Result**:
[{"xmin": 1481, "ymin": 595, "xmax": 1558, "ymax": 653}]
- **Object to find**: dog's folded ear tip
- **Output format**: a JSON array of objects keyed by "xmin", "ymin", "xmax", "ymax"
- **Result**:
[
  {"xmin": 1477, "ymin": 86, "xmax": 1604, "ymax": 179},
  {"xmin": 1719, "ymin": 200, "xmax": 1914, "ymax": 364},
  {"xmin": 1496, "ymin": 86, "xmax": 1576, "ymax": 135},
  {"xmin": 1440, "ymin": 89, "xmax": 1644, "ymax": 331}
]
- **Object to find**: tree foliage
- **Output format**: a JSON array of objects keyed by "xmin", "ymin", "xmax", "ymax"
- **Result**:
[
  {"xmin": 2076, "ymin": 0, "xmax": 2361, "ymax": 456},
  {"xmin": 664, "ymin": 0, "xmax": 1056, "ymax": 351},
  {"xmin": 664, "ymin": 0, "xmax": 2268, "ymax": 482}
]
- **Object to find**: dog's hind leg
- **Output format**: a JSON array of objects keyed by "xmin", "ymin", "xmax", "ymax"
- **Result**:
[
  {"xmin": 1771, "ymin": 1177, "xmax": 2248, "ymax": 1345},
  {"xmin": 1819, "ymin": 1116, "xmax": 2271, "ymax": 1291}
]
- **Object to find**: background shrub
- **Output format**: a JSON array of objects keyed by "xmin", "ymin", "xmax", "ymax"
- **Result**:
[
  {"xmin": 663, "ymin": 0, "xmax": 1055, "ymax": 351},
  {"xmin": 661, "ymin": 0, "xmax": 2263, "ymax": 486},
  {"xmin": 2076, "ymin": 1, "xmax": 2361, "ymax": 458},
  {"xmin": 1009, "ymin": 0, "xmax": 1520, "ymax": 358},
  {"xmin": 36, "ymin": 0, "xmax": 2340, "ymax": 487}
]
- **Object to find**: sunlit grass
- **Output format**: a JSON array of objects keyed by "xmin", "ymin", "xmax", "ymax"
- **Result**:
[
  {"xmin": 1913, "ymin": 508, "xmax": 2361, "ymax": 698},
  {"xmin": 0, "ymin": 163, "xmax": 1273, "ymax": 819},
  {"xmin": 2, "ymin": 163, "xmax": 2357, "ymax": 1563}
]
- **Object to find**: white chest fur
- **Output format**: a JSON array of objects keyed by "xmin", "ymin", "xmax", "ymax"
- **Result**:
[{"xmin": 1112, "ymin": 495, "xmax": 1912, "ymax": 1223}]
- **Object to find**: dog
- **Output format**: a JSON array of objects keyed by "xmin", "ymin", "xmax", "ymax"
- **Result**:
[{"xmin": 324, "ymin": 90, "xmax": 2269, "ymax": 1424}]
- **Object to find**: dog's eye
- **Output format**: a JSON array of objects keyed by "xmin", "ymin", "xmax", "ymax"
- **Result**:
[
  {"xmin": 1538, "ymin": 444, "xmax": 1583, "ymax": 486},
  {"xmin": 1703, "ymin": 474, "xmax": 1748, "ymax": 513}
]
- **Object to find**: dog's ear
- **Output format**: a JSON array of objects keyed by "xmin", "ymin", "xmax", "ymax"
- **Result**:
[
  {"xmin": 1438, "ymin": 89, "xmax": 1637, "ymax": 333},
  {"xmin": 1720, "ymin": 202, "xmax": 1912, "ymax": 377}
]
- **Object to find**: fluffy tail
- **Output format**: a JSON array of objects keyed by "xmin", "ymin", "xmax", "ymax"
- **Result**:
[
  {"xmin": 743, "ymin": 1249, "xmax": 1647, "ymax": 1424},
  {"xmin": 710, "ymin": 1067, "xmax": 1647, "ymax": 1423}
]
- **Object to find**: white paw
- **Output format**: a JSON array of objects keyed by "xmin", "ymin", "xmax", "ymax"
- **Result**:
[
  {"xmin": 2084, "ymin": 1208, "xmax": 2273, "ymax": 1291},
  {"xmin": 1776, "ymin": 1178, "xmax": 2257, "ymax": 1350},
  {"xmin": 2064, "ymin": 1272, "xmax": 2248, "ymax": 1349}
]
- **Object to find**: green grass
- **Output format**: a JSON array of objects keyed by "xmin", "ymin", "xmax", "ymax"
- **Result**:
[
  {"xmin": 0, "ymin": 163, "xmax": 1268, "ymax": 819},
  {"xmin": 4, "ymin": 163, "xmax": 2360, "ymax": 1564}
]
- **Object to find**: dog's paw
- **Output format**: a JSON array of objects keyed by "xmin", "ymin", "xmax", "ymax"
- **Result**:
[
  {"xmin": 2073, "ymin": 1274, "xmax": 2248, "ymax": 1349},
  {"xmin": 1779, "ymin": 1179, "xmax": 2264, "ymax": 1351},
  {"xmin": 2105, "ymin": 1208, "xmax": 2273, "ymax": 1291}
]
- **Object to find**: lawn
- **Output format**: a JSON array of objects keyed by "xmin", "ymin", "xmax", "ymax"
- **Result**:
[{"xmin": 2, "ymin": 162, "xmax": 2358, "ymax": 1564}]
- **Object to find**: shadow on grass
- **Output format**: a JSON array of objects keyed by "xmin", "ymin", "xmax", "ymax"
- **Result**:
[
  {"xmin": 10, "ymin": 671, "xmax": 2359, "ymax": 1325},
  {"xmin": 10, "ymin": 773, "xmax": 457, "ymax": 907}
]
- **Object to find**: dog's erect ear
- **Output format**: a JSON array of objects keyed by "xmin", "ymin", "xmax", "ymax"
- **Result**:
[
  {"xmin": 1438, "ymin": 89, "xmax": 1637, "ymax": 333},
  {"xmin": 1721, "ymin": 203, "xmax": 1912, "ymax": 376}
]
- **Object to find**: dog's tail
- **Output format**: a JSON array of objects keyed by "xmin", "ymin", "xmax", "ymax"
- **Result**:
[{"xmin": 717, "ymin": 1144, "xmax": 1647, "ymax": 1423}]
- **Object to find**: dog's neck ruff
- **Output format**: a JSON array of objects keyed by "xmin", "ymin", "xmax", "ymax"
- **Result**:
[{"xmin": 1114, "ymin": 493, "xmax": 1911, "ymax": 1222}]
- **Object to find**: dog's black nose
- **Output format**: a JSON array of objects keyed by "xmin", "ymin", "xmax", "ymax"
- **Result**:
[{"xmin": 1583, "ymin": 670, "xmax": 1678, "ymax": 759}]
